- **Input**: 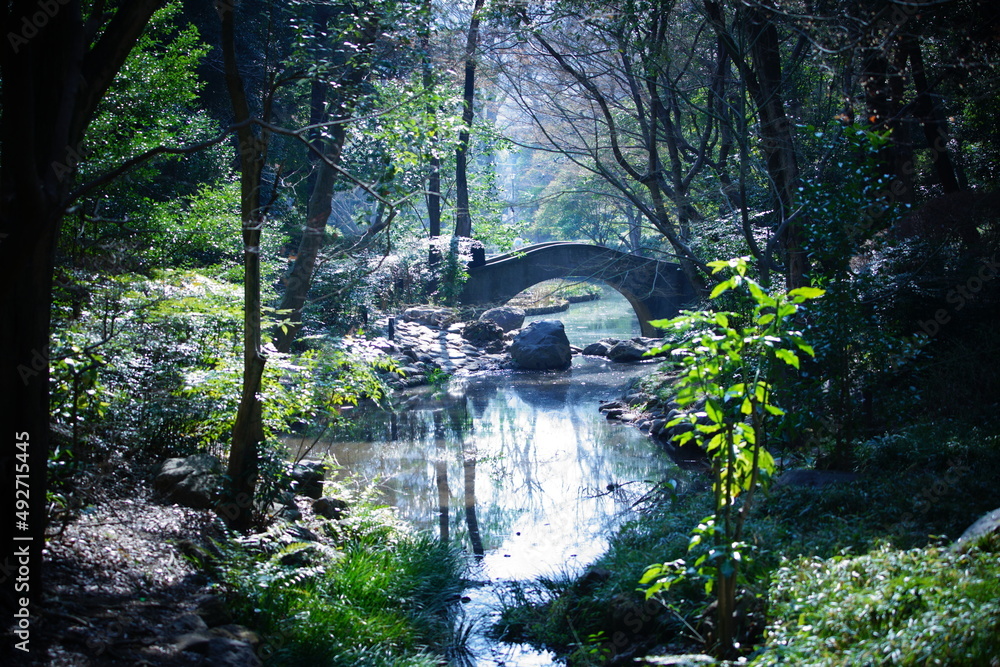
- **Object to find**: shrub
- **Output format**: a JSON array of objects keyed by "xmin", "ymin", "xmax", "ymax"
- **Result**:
[{"xmin": 754, "ymin": 544, "xmax": 1000, "ymax": 666}]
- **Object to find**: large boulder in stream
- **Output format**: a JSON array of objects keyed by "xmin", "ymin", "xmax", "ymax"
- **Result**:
[
  {"xmin": 479, "ymin": 306, "xmax": 525, "ymax": 332},
  {"xmin": 509, "ymin": 320, "xmax": 572, "ymax": 370}
]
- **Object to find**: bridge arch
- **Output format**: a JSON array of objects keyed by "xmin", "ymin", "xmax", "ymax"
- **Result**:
[{"xmin": 459, "ymin": 242, "xmax": 695, "ymax": 337}]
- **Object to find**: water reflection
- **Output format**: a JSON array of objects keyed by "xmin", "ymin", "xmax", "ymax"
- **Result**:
[
  {"xmin": 556, "ymin": 283, "xmax": 643, "ymax": 346},
  {"xmin": 299, "ymin": 357, "xmax": 678, "ymax": 578},
  {"xmin": 291, "ymin": 291, "xmax": 678, "ymax": 664}
]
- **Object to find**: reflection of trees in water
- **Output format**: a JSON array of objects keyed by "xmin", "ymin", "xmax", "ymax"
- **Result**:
[
  {"xmin": 433, "ymin": 411, "xmax": 450, "ymax": 543},
  {"xmin": 305, "ymin": 359, "xmax": 678, "ymax": 557},
  {"xmin": 463, "ymin": 452, "xmax": 485, "ymax": 558}
]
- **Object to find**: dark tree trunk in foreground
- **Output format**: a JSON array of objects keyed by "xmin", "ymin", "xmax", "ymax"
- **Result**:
[{"xmin": 0, "ymin": 0, "xmax": 160, "ymax": 642}]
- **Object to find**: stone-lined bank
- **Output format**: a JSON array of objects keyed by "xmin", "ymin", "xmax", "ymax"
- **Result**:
[{"xmin": 341, "ymin": 305, "xmax": 673, "ymax": 389}]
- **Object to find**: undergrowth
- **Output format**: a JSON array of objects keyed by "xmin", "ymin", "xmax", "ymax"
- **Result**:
[
  {"xmin": 754, "ymin": 544, "xmax": 1000, "ymax": 666},
  {"xmin": 497, "ymin": 420, "xmax": 1000, "ymax": 665},
  {"xmin": 215, "ymin": 480, "xmax": 467, "ymax": 667}
]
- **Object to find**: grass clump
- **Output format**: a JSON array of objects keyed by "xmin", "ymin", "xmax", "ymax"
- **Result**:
[
  {"xmin": 216, "ymin": 486, "xmax": 466, "ymax": 666},
  {"xmin": 753, "ymin": 544, "xmax": 1000, "ymax": 666}
]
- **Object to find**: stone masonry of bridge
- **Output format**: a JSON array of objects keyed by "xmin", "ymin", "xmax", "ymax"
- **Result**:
[{"xmin": 459, "ymin": 242, "xmax": 696, "ymax": 337}]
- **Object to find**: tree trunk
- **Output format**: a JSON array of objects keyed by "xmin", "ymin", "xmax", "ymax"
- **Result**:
[
  {"xmin": 272, "ymin": 9, "xmax": 384, "ymax": 352},
  {"xmin": 219, "ymin": 0, "xmax": 267, "ymax": 532},
  {"xmin": 274, "ymin": 161, "xmax": 337, "ymax": 353},
  {"xmin": 454, "ymin": 0, "xmax": 486, "ymax": 238},
  {"xmin": 0, "ymin": 0, "xmax": 160, "ymax": 627},
  {"xmin": 907, "ymin": 38, "xmax": 962, "ymax": 195},
  {"xmin": 744, "ymin": 2, "xmax": 805, "ymax": 288},
  {"xmin": 0, "ymin": 206, "xmax": 59, "ymax": 632},
  {"xmin": 428, "ymin": 154, "xmax": 443, "ymax": 238},
  {"xmin": 860, "ymin": 36, "xmax": 916, "ymax": 208},
  {"xmin": 420, "ymin": 0, "xmax": 442, "ymax": 238}
]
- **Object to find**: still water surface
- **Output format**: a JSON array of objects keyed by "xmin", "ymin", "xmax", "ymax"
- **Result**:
[
  {"xmin": 555, "ymin": 284, "xmax": 644, "ymax": 347},
  {"xmin": 304, "ymin": 287, "xmax": 679, "ymax": 664}
]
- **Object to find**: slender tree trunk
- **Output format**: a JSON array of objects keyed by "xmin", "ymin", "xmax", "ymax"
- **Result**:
[
  {"xmin": 274, "ymin": 161, "xmax": 337, "ymax": 353},
  {"xmin": 420, "ymin": 0, "xmax": 442, "ymax": 238},
  {"xmin": 454, "ymin": 0, "xmax": 486, "ymax": 238},
  {"xmin": 627, "ymin": 208, "xmax": 642, "ymax": 254},
  {"xmin": 428, "ymin": 155, "xmax": 443, "ymax": 238},
  {"xmin": 744, "ymin": 2, "xmax": 805, "ymax": 288},
  {"xmin": 272, "ymin": 9, "xmax": 383, "ymax": 352},
  {"xmin": 219, "ymin": 0, "xmax": 267, "ymax": 531},
  {"xmin": 907, "ymin": 38, "xmax": 962, "ymax": 194}
]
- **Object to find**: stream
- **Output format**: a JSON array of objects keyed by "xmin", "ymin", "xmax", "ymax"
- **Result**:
[{"xmin": 301, "ymin": 286, "xmax": 681, "ymax": 665}]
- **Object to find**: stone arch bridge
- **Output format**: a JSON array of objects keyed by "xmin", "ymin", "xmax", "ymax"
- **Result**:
[{"xmin": 459, "ymin": 242, "xmax": 696, "ymax": 337}]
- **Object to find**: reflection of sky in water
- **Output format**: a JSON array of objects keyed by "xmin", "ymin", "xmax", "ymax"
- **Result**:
[
  {"xmin": 311, "ymin": 358, "xmax": 678, "ymax": 582},
  {"xmin": 295, "ymin": 296, "xmax": 678, "ymax": 665}
]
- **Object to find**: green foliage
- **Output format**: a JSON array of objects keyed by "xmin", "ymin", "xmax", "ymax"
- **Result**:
[
  {"xmin": 57, "ymin": 1, "xmax": 238, "ymax": 279},
  {"xmin": 746, "ymin": 125, "xmax": 911, "ymax": 462},
  {"xmin": 47, "ymin": 268, "xmax": 397, "ymax": 478},
  {"xmin": 143, "ymin": 180, "xmax": 248, "ymax": 270},
  {"xmin": 641, "ymin": 257, "xmax": 822, "ymax": 656},
  {"xmin": 50, "ymin": 271, "xmax": 244, "ymax": 458},
  {"xmin": 181, "ymin": 335, "xmax": 398, "ymax": 451},
  {"xmin": 798, "ymin": 126, "xmax": 906, "ymax": 271},
  {"xmin": 431, "ymin": 236, "xmax": 470, "ymax": 306},
  {"xmin": 216, "ymin": 479, "xmax": 466, "ymax": 666},
  {"xmin": 49, "ymin": 332, "xmax": 111, "ymax": 431},
  {"xmin": 342, "ymin": 75, "xmax": 464, "ymax": 193},
  {"xmin": 754, "ymin": 545, "xmax": 1000, "ymax": 666},
  {"xmin": 84, "ymin": 2, "xmax": 214, "ymax": 170}
]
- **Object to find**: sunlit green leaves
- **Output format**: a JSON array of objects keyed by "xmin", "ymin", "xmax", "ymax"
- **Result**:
[
  {"xmin": 641, "ymin": 258, "xmax": 823, "ymax": 621},
  {"xmin": 755, "ymin": 545, "xmax": 1000, "ymax": 666}
]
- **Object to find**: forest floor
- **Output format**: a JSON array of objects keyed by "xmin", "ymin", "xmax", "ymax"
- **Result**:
[{"xmin": 9, "ymin": 473, "xmax": 225, "ymax": 666}]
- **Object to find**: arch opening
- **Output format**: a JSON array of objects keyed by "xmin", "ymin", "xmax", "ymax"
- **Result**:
[{"xmin": 503, "ymin": 278, "xmax": 644, "ymax": 345}]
